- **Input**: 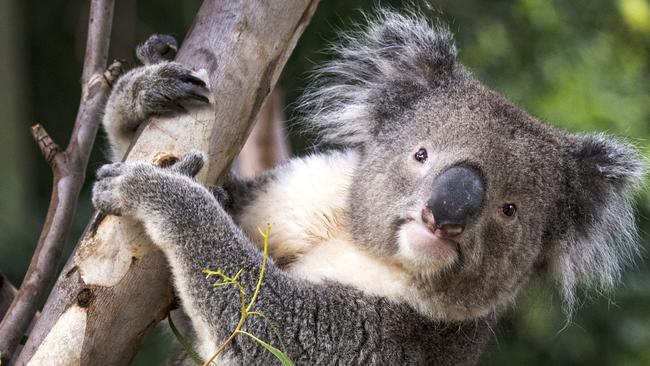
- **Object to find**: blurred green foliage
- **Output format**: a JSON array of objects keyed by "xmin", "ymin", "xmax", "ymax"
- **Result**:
[{"xmin": 0, "ymin": 0, "xmax": 648, "ymax": 364}]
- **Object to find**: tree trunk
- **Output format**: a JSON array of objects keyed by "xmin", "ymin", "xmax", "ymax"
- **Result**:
[
  {"xmin": 16, "ymin": 1, "xmax": 319, "ymax": 365},
  {"xmin": 234, "ymin": 88, "xmax": 290, "ymax": 178}
]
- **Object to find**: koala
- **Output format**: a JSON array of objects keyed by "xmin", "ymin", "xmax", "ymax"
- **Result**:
[{"xmin": 93, "ymin": 10, "xmax": 644, "ymax": 365}]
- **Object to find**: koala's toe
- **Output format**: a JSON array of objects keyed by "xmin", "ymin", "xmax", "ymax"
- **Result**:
[
  {"xmin": 92, "ymin": 179, "xmax": 124, "ymax": 216},
  {"xmin": 136, "ymin": 34, "xmax": 178, "ymax": 65},
  {"xmin": 96, "ymin": 162, "xmax": 125, "ymax": 179},
  {"xmin": 172, "ymin": 149, "xmax": 206, "ymax": 177}
]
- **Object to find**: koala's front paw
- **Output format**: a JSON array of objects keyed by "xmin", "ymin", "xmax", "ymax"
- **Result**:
[
  {"xmin": 92, "ymin": 151, "xmax": 207, "ymax": 217},
  {"xmin": 92, "ymin": 162, "xmax": 151, "ymax": 216},
  {"xmin": 102, "ymin": 62, "xmax": 210, "ymax": 161},
  {"xmin": 135, "ymin": 62, "xmax": 210, "ymax": 117}
]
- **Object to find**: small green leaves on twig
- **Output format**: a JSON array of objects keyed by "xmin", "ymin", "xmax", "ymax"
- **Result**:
[
  {"xmin": 171, "ymin": 224, "xmax": 293, "ymax": 366},
  {"xmin": 201, "ymin": 223, "xmax": 294, "ymax": 366}
]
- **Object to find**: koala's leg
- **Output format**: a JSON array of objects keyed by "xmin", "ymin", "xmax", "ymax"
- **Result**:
[{"xmin": 102, "ymin": 35, "xmax": 209, "ymax": 161}]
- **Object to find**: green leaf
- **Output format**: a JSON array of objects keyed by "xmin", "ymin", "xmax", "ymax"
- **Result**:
[
  {"xmin": 237, "ymin": 330, "xmax": 295, "ymax": 366},
  {"xmin": 248, "ymin": 311, "xmax": 287, "ymax": 354},
  {"xmin": 168, "ymin": 313, "xmax": 207, "ymax": 365}
]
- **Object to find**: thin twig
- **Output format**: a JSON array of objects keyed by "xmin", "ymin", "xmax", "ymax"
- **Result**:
[
  {"xmin": 0, "ymin": 273, "xmax": 41, "ymax": 365},
  {"xmin": 202, "ymin": 224, "xmax": 272, "ymax": 366},
  {"xmin": 30, "ymin": 125, "xmax": 61, "ymax": 167},
  {"xmin": 0, "ymin": 0, "xmax": 118, "ymax": 362}
]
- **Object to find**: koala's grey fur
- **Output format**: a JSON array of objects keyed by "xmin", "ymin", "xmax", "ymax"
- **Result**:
[
  {"xmin": 93, "ymin": 10, "xmax": 645, "ymax": 365},
  {"xmin": 299, "ymin": 9, "xmax": 644, "ymax": 315}
]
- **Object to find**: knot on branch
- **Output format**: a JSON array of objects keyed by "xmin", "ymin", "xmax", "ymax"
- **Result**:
[
  {"xmin": 31, "ymin": 124, "xmax": 61, "ymax": 166},
  {"xmin": 76, "ymin": 288, "xmax": 95, "ymax": 308}
]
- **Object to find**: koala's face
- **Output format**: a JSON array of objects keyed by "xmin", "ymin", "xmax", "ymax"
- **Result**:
[
  {"xmin": 348, "ymin": 78, "xmax": 571, "ymax": 319},
  {"xmin": 306, "ymin": 11, "xmax": 643, "ymax": 321}
]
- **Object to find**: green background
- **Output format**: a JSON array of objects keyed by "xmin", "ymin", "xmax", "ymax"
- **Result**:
[{"xmin": 0, "ymin": 0, "xmax": 648, "ymax": 364}]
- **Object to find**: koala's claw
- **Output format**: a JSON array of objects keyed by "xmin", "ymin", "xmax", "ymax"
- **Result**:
[
  {"xmin": 136, "ymin": 34, "xmax": 178, "ymax": 65},
  {"xmin": 163, "ymin": 95, "xmax": 188, "ymax": 114},
  {"xmin": 138, "ymin": 63, "xmax": 210, "ymax": 118},
  {"xmin": 187, "ymin": 91, "xmax": 210, "ymax": 104},
  {"xmin": 180, "ymin": 74, "xmax": 207, "ymax": 88}
]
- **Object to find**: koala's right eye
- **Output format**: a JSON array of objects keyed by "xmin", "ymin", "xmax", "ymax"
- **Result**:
[{"xmin": 414, "ymin": 148, "xmax": 428, "ymax": 163}]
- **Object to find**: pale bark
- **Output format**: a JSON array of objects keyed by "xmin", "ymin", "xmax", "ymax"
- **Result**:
[
  {"xmin": 235, "ymin": 88, "xmax": 290, "ymax": 178},
  {"xmin": 0, "ymin": 0, "xmax": 118, "ymax": 362},
  {"xmin": 16, "ymin": 1, "xmax": 318, "ymax": 365}
]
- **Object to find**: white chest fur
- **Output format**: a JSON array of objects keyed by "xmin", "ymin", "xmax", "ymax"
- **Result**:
[{"xmin": 235, "ymin": 150, "xmax": 417, "ymax": 302}]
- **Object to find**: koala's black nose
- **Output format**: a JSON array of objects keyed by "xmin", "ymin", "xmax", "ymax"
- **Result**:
[{"xmin": 427, "ymin": 165, "xmax": 485, "ymax": 236}]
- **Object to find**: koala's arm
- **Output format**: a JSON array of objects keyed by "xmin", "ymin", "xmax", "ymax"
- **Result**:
[{"xmin": 92, "ymin": 153, "xmax": 491, "ymax": 365}]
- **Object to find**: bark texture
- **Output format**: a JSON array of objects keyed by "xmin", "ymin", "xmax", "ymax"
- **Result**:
[{"xmin": 16, "ymin": 1, "xmax": 319, "ymax": 365}]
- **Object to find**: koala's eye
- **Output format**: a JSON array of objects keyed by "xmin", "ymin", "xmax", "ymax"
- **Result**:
[
  {"xmin": 414, "ymin": 148, "xmax": 428, "ymax": 163},
  {"xmin": 501, "ymin": 203, "xmax": 517, "ymax": 217}
]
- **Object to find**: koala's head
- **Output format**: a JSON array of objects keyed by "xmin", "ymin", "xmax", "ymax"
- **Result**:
[{"xmin": 301, "ymin": 10, "xmax": 645, "ymax": 321}]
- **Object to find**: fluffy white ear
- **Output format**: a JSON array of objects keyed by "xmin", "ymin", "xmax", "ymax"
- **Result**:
[
  {"xmin": 549, "ymin": 133, "xmax": 645, "ymax": 313},
  {"xmin": 298, "ymin": 8, "xmax": 458, "ymax": 146}
]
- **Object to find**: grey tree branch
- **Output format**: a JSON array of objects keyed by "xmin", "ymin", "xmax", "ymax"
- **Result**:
[
  {"xmin": 0, "ymin": 0, "xmax": 118, "ymax": 363},
  {"xmin": 16, "ymin": 1, "xmax": 319, "ymax": 365},
  {"xmin": 1, "ymin": 274, "xmax": 40, "ymax": 365},
  {"xmin": 235, "ymin": 88, "xmax": 290, "ymax": 178},
  {"xmin": 0, "ymin": 274, "xmax": 17, "ymax": 320}
]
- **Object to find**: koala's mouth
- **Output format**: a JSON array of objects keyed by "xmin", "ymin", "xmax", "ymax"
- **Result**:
[
  {"xmin": 419, "ymin": 209, "xmax": 463, "ymax": 240},
  {"xmin": 396, "ymin": 217, "xmax": 460, "ymax": 269}
]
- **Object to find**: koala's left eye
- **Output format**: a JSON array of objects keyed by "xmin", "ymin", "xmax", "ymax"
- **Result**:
[
  {"xmin": 501, "ymin": 203, "xmax": 517, "ymax": 217},
  {"xmin": 414, "ymin": 148, "xmax": 428, "ymax": 163}
]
